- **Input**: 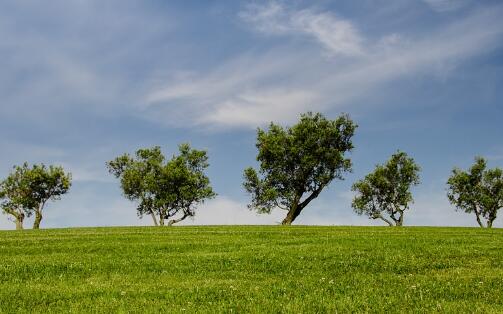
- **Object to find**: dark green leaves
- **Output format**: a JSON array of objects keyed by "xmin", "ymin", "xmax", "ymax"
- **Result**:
[
  {"xmin": 351, "ymin": 151, "xmax": 420, "ymax": 226},
  {"xmin": 447, "ymin": 157, "xmax": 503, "ymax": 228},
  {"xmin": 243, "ymin": 112, "xmax": 357, "ymax": 224},
  {"xmin": 0, "ymin": 163, "xmax": 71, "ymax": 229},
  {"xmin": 107, "ymin": 144, "xmax": 216, "ymax": 226}
]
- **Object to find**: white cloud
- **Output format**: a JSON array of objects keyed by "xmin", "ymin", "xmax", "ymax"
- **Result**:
[
  {"xmin": 204, "ymin": 89, "xmax": 318, "ymax": 128},
  {"xmin": 239, "ymin": 2, "xmax": 364, "ymax": 56},
  {"xmin": 409, "ymin": 191, "xmax": 502, "ymax": 227},
  {"xmin": 238, "ymin": 2, "xmax": 290, "ymax": 35},
  {"xmin": 144, "ymin": 4, "xmax": 503, "ymax": 129},
  {"xmin": 181, "ymin": 196, "xmax": 285, "ymax": 225}
]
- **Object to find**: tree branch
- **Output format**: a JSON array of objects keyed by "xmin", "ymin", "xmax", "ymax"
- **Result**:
[
  {"xmin": 473, "ymin": 203, "xmax": 485, "ymax": 228},
  {"xmin": 168, "ymin": 212, "xmax": 189, "ymax": 226},
  {"xmin": 371, "ymin": 213, "xmax": 393, "ymax": 227},
  {"xmin": 298, "ymin": 184, "xmax": 325, "ymax": 210},
  {"xmin": 274, "ymin": 200, "xmax": 288, "ymax": 211}
]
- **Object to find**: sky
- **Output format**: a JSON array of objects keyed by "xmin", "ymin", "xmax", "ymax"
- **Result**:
[{"xmin": 1, "ymin": 0, "xmax": 502, "ymax": 229}]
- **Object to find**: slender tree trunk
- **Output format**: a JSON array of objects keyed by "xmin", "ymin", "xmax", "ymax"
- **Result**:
[
  {"xmin": 168, "ymin": 213, "xmax": 189, "ymax": 226},
  {"xmin": 396, "ymin": 211, "xmax": 404, "ymax": 227},
  {"xmin": 15, "ymin": 215, "xmax": 24, "ymax": 230},
  {"xmin": 5, "ymin": 208, "xmax": 25, "ymax": 230},
  {"xmin": 474, "ymin": 210, "xmax": 485, "ymax": 228},
  {"xmin": 487, "ymin": 210, "xmax": 497, "ymax": 229},
  {"xmin": 150, "ymin": 211, "xmax": 159, "ymax": 226},
  {"xmin": 33, "ymin": 211, "xmax": 43, "ymax": 229},
  {"xmin": 487, "ymin": 214, "xmax": 496, "ymax": 228},
  {"xmin": 282, "ymin": 202, "xmax": 303, "ymax": 225},
  {"xmin": 282, "ymin": 186, "xmax": 325, "ymax": 225},
  {"xmin": 389, "ymin": 207, "xmax": 404, "ymax": 226},
  {"xmin": 375, "ymin": 215, "xmax": 393, "ymax": 227}
]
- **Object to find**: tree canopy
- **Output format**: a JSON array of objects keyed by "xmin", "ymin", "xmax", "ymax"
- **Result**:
[
  {"xmin": 447, "ymin": 157, "xmax": 503, "ymax": 228},
  {"xmin": 351, "ymin": 151, "xmax": 420, "ymax": 226},
  {"xmin": 243, "ymin": 112, "xmax": 357, "ymax": 225},
  {"xmin": 107, "ymin": 144, "xmax": 216, "ymax": 226},
  {"xmin": 0, "ymin": 163, "xmax": 71, "ymax": 229}
]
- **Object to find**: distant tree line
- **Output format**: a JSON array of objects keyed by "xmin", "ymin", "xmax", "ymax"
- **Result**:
[{"xmin": 1, "ymin": 112, "xmax": 502, "ymax": 229}]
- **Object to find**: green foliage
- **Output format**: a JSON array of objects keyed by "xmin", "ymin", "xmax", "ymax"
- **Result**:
[
  {"xmin": 352, "ymin": 151, "xmax": 420, "ymax": 226},
  {"xmin": 244, "ymin": 112, "xmax": 356, "ymax": 225},
  {"xmin": 0, "ymin": 163, "xmax": 71, "ymax": 230},
  {"xmin": 0, "ymin": 226, "xmax": 502, "ymax": 312},
  {"xmin": 447, "ymin": 157, "xmax": 503, "ymax": 228},
  {"xmin": 107, "ymin": 144, "xmax": 216, "ymax": 226}
]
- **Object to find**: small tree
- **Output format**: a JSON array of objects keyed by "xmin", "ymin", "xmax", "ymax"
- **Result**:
[
  {"xmin": 0, "ymin": 163, "xmax": 71, "ymax": 230},
  {"xmin": 243, "ymin": 112, "xmax": 357, "ymax": 225},
  {"xmin": 447, "ymin": 157, "xmax": 503, "ymax": 228},
  {"xmin": 351, "ymin": 151, "xmax": 420, "ymax": 226},
  {"xmin": 107, "ymin": 144, "xmax": 216, "ymax": 226}
]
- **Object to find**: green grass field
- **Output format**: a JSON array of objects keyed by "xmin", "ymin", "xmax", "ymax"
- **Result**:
[{"xmin": 0, "ymin": 226, "xmax": 502, "ymax": 313}]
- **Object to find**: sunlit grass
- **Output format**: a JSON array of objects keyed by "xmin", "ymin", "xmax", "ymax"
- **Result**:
[{"xmin": 0, "ymin": 226, "xmax": 501, "ymax": 313}]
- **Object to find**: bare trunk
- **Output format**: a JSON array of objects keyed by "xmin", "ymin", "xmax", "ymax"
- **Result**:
[
  {"xmin": 15, "ymin": 215, "xmax": 24, "ymax": 230},
  {"xmin": 282, "ymin": 202, "xmax": 302, "ymax": 225},
  {"xmin": 487, "ymin": 210, "xmax": 497, "ymax": 229},
  {"xmin": 390, "ymin": 207, "xmax": 404, "ymax": 226},
  {"xmin": 33, "ymin": 211, "xmax": 42, "ymax": 229},
  {"xmin": 396, "ymin": 211, "xmax": 404, "ymax": 227},
  {"xmin": 375, "ymin": 214, "xmax": 393, "ymax": 227},
  {"xmin": 150, "ymin": 211, "xmax": 159, "ymax": 226},
  {"xmin": 282, "ymin": 186, "xmax": 325, "ymax": 225},
  {"xmin": 5, "ymin": 207, "xmax": 24, "ymax": 230},
  {"xmin": 487, "ymin": 214, "xmax": 496, "ymax": 228},
  {"xmin": 167, "ymin": 213, "xmax": 189, "ymax": 226},
  {"xmin": 474, "ymin": 210, "xmax": 485, "ymax": 228}
]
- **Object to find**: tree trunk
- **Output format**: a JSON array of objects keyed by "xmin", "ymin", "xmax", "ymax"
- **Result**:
[
  {"xmin": 375, "ymin": 215, "xmax": 393, "ymax": 227},
  {"xmin": 33, "ymin": 211, "xmax": 42, "ymax": 229},
  {"xmin": 487, "ymin": 210, "xmax": 497, "ymax": 228},
  {"xmin": 15, "ymin": 215, "xmax": 24, "ymax": 230},
  {"xmin": 282, "ymin": 186, "xmax": 325, "ymax": 225},
  {"xmin": 150, "ymin": 211, "xmax": 159, "ymax": 226},
  {"xmin": 487, "ymin": 214, "xmax": 496, "ymax": 228},
  {"xmin": 474, "ymin": 210, "xmax": 485, "ymax": 228},
  {"xmin": 389, "ymin": 207, "xmax": 404, "ymax": 226},
  {"xmin": 396, "ymin": 211, "xmax": 404, "ymax": 227},
  {"xmin": 168, "ymin": 213, "xmax": 189, "ymax": 226},
  {"xmin": 282, "ymin": 202, "xmax": 302, "ymax": 225}
]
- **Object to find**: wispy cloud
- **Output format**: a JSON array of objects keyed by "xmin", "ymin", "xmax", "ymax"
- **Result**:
[
  {"xmin": 239, "ymin": 2, "xmax": 364, "ymax": 56},
  {"xmin": 0, "ymin": 0, "xmax": 172, "ymax": 124},
  {"xmin": 144, "ymin": 4, "xmax": 503, "ymax": 129}
]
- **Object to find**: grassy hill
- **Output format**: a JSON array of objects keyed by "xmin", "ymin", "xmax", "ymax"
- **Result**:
[{"xmin": 0, "ymin": 226, "xmax": 502, "ymax": 313}]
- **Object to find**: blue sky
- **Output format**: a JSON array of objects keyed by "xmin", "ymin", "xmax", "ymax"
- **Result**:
[{"xmin": 1, "ymin": 0, "xmax": 502, "ymax": 229}]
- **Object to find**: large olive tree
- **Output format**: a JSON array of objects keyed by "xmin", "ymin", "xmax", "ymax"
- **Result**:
[
  {"xmin": 447, "ymin": 157, "xmax": 502, "ymax": 228},
  {"xmin": 0, "ymin": 163, "xmax": 71, "ymax": 230},
  {"xmin": 107, "ymin": 144, "xmax": 216, "ymax": 226},
  {"xmin": 243, "ymin": 112, "xmax": 356, "ymax": 225},
  {"xmin": 351, "ymin": 151, "xmax": 420, "ymax": 226}
]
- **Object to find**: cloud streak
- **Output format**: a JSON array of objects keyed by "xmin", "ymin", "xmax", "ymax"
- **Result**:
[
  {"xmin": 239, "ymin": 2, "xmax": 364, "ymax": 56},
  {"xmin": 144, "ymin": 4, "xmax": 503, "ymax": 129}
]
